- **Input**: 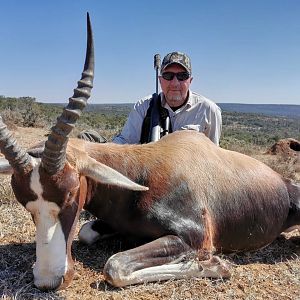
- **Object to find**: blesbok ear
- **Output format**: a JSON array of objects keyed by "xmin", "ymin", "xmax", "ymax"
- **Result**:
[
  {"xmin": 79, "ymin": 157, "xmax": 149, "ymax": 191},
  {"xmin": 0, "ymin": 158, "xmax": 13, "ymax": 174}
]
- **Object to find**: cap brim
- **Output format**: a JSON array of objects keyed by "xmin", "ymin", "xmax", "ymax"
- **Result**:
[{"xmin": 161, "ymin": 62, "xmax": 190, "ymax": 73}]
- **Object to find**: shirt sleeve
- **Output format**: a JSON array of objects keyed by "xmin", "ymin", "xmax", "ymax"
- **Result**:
[
  {"xmin": 112, "ymin": 97, "xmax": 151, "ymax": 144},
  {"xmin": 206, "ymin": 105, "xmax": 222, "ymax": 146}
]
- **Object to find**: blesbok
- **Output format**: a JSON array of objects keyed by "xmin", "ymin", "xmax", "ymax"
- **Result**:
[{"xmin": 1, "ymin": 14, "xmax": 300, "ymax": 291}]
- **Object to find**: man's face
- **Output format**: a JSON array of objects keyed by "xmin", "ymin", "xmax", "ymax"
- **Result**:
[{"xmin": 159, "ymin": 64, "xmax": 193, "ymax": 108}]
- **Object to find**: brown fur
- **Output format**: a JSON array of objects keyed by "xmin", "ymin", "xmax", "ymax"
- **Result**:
[{"xmin": 64, "ymin": 131, "xmax": 293, "ymax": 251}]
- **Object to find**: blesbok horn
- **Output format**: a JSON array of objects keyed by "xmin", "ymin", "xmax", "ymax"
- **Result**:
[
  {"xmin": 41, "ymin": 12, "xmax": 95, "ymax": 174},
  {"xmin": 0, "ymin": 117, "xmax": 33, "ymax": 174}
]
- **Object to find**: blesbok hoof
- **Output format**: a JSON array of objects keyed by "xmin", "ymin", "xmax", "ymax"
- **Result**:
[
  {"xmin": 34, "ymin": 276, "xmax": 63, "ymax": 291},
  {"xmin": 78, "ymin": 221, "xmax": 101, "ymax": 245},
  {"xmin": 79, "ymin": 220, "xmax": 118, "ymax": 245},
  {"xmin": 199, "ymin": 256, "xmax": 231, "ymax": 279}
]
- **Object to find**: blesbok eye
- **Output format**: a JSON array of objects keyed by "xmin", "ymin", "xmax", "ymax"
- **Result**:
[
  {"xmin": 66, "ymin": 191, "xmax": 75, "ymax": 201},
  {"xmin": 65, "ymin": 186, "xmax": 79, "ymax": 203}
]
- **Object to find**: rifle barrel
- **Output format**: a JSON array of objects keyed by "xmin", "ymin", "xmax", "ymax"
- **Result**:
[{"xmin": 154, "ymin": 54, "xmax": 161, "ymax": 94}]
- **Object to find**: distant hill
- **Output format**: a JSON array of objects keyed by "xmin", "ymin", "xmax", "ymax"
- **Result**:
[
  {"xmin": 52, "ymin": 103, "xmax": 134, "ymax": 116},
  {"xmin": 217, "ymin": 103, "xmax": 300, "ymax": 118},
  {"xmin": 86, "ymin": 103, "xmax": 134, "ymax": 115},
  {"xmin": 51, "ymin": 102, "xmax": 299, "ymax": 118}
]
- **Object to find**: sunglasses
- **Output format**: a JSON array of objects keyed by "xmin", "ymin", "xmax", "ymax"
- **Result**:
[{"xmin": 161, "ymin": 71, "xmax": 190, "ymax": 81}]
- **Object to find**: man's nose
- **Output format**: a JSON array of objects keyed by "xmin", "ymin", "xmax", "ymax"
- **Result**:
[{"xmin": 169, "ymin": 76, "xmax": 180, "ymax": 85}]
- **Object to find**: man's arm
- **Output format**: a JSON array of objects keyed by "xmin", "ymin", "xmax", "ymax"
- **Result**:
[
  {"xmin": 206, "ymin": 105, "xmax": 222, "ymax": 146},
  {"xmin": 112, "ymin": 97, "xmax": 151, "ymax": 144}
]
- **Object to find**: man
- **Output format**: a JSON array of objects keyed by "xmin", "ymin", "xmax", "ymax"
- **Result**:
[{"xmin": 113, "ymin": 51, "xmax": 222, "ymax": 146}]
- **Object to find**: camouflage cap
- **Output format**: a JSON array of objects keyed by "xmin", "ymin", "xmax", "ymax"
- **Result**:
[{"xmin": 160, "ymin": 51, "xmax": 192, "ymax": 74}]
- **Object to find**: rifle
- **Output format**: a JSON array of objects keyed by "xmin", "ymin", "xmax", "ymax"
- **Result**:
[
  {"xmin": 149, "ymin": 54, "xmax": 161, "ymax": 142},
  {"xmin": 148, "ymin": 54, "xmax": 171, "ymax": 142}
]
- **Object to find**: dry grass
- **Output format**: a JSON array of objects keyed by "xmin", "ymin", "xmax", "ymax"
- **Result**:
[{"xmin": 1, "ymin": 127, "xmax": 300, "ymax": 300}]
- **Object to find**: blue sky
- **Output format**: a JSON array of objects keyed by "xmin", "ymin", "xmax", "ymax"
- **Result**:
[{"xmin": 0, "ymin": 1, "xmax": 299, "ymax": 105}]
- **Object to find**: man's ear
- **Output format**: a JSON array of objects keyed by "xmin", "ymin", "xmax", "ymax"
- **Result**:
[{"xmin": 190, "ymin": 77, "xmax": 193, "ymax": 84}]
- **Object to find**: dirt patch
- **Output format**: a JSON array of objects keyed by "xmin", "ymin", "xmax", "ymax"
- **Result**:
[
  {"xmin": 12, "ymin": 126, "xmax": 49, "ymax": 148},
  {"xmin": 266, "ymin": 138, "xmax": 300, "ymax": 157},
  {"xmin": 264, "ymin": 138, "xmax": 300, "ymax": 175}
]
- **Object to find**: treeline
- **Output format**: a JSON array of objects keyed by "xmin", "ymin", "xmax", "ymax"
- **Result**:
[
  {"xmin": 0, "ymin": 96, "xmax": 127, "ymax": 136},
  {"xmin": 221, "ymin": 112, "xmax": 300, "ymax": 149},
  {"xmin": 0, "ymin": 96, "xmax": 49, "ymax": 127},
  {"xmin": 0, "ymin": 96, "xmax": 299, "ymax": 148}
]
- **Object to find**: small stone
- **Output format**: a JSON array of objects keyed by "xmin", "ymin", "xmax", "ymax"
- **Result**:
[{"xmin": 184, "ymin": 291, "xmax": 192, "ymax": 298}]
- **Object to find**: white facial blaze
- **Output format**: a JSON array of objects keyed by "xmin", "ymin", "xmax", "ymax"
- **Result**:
[{"xmin": 26, "ymin": 166, "xmax": 68, "ymax": 289}]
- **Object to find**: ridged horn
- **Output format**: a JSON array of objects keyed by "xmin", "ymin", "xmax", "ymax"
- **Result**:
[
  {"xmin": 0, "ymin": 116, "xmax": 33, "ymax": 174},
  {"xmin": 41, "ymin": 13, "xmax": 94, "ymax": 175}
]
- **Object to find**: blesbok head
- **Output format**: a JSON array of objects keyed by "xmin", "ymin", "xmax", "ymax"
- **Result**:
[{"xmin": 0, "ymin": 14, "xmax": 147, "ymax": 290}]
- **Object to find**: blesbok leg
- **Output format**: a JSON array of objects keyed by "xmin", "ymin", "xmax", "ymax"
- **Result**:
[
  {"xmin": 103, "ymin": 235, "xmax": 230, "ymax": 287},
  {"xmin": 79, "ymin": 219, "xmax": 118, "ymax": 245}
]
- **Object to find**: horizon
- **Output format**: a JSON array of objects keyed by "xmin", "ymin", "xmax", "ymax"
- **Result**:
[
  {"xmin": 1, "ymin": 1, "xmax": 299, "ymax": 105},
  {"xmin": 2, "ymin": 94, "xmax": 299, "ymax": 106},
  {"xmin": 39, "ymin": 100, "xmax": 300, "ymax": 106}
]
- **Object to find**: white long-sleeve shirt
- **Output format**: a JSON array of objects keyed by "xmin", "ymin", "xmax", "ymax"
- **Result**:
[{"xmin": 113, "ymin": 90, "xmax": 222, "ymax": 146}]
